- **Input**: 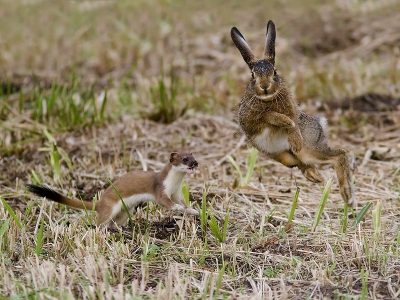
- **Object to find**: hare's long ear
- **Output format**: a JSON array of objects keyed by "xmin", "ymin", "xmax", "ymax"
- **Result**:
[
  {"xmin": 264, "ymin": 20, "xmax": 276, "ymax": 65},
  {"xmin": 231, "ymin": 27, "xmax": 255, "ymax": 69}
]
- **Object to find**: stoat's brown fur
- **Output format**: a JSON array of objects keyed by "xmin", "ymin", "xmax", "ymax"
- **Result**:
[{"xmin": 27, "ymin": 152, "xmax": 199, "ymax": 226}]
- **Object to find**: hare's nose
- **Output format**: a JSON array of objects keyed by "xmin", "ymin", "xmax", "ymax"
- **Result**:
[{"xmin": 263, "ymin": 88, "xmax": 268, "ymax": 95}]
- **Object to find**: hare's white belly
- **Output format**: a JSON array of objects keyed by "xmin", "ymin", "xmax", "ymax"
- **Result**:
[{"xmin": 254, "ymin": 128, "xmax": 290, "ymax": 154}]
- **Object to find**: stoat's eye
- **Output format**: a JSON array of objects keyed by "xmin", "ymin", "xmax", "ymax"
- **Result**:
[{"xmin": 182, "ymin": 158, "xmax": 188, "ymax": 163}]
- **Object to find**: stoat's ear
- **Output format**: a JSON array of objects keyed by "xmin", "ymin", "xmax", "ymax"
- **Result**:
[{"xmin": 169, "ymin": 152, "xmax": 178, "ymax": 163}]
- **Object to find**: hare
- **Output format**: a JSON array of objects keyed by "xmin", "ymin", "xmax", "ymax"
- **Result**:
[{"xmin": 231, "ymin": 20, "xmax": 356, "ymax": 206}]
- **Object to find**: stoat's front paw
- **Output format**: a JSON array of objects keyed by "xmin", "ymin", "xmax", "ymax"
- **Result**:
[{"xmin": 185, "ymin": 208, "xmax": 199, "ymax": 216}]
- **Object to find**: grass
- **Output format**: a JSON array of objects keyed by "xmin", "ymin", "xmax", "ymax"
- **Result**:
[
  {"xmin": 312, "ymin": 178, "xmax": 332, "ymax": 232},
  {"xmin": 0, "ymin": 0, "xmax": 400, "ymax": 299},
  {"xmin": 227, "ymin": 147, "xmax": 259, "ymax": 188}
]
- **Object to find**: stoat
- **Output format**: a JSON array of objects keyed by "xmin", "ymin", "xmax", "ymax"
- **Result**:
[{"xmin": 27, "ymin": 152, "xmax": 199, "ymax": 227}]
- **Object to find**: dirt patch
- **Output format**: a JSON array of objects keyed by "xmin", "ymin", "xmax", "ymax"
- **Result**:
[
  {"xmin": 127, "ymin": 217, "xmax": 179, "ymax": 240},
  {"xmin": 293, "ymin": 12, "xmax": 357, "ymax": 57},
  {"xmin": 252, "ymin": 240, "xmax": 327, "ymax": 262},
  {"xmin": 319, "ymin": 93, "xmax": 400, "ymax": 132},
  {"xmin": 327, "ymin": 93, "xmax": 400, "ymax": 112},
  {"xmin": 150, "ymin": 217, "xmax": 179, "ymax": 239},
  {"xmin": 292, "ymin": 7, "xmax": 400, "ymax": 58}
]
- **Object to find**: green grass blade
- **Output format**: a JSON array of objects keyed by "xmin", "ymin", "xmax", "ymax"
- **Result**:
[
  {"xmin": 51, "ymin": 144, "xmax": 61, "ymax": 182},
  {"xmin": 201, "ymin": 191, "xmax": 208, "ymax": 232},
  {"xmin": 30, "ymin": 170, "xmax": 41, "ymax": 184},
  {"xmin": 226, "ymin": 155, "xmax": 243, "ymax": 186},
  {"xmin": 106, "ymin": 177, "xmax": 133, "ymax": 227},
  {"xmin": 182, "ymin": 182, "xmax": 190, "ymax": 206},
  {"xmin": 352, "ymin": 202, "xmax": 372, "ymax": 227},
  {"xmin": 0, "ymin": 219, "xmax": 10, "ymax": 238},
  {"xmin": 222, "ymin": 211, "xmax": 229, "ymax": 242},
  {"xmin": 244, "ymin": 147, "xmax": 258, "ymax": 186},
  {"xmin": 1, "ymin": 197, "xmax": 22, "ymax": 229},
  {"xmin": 35, "ymin": 219, "xmax": 44, "ymax": 256},
  {"xmin": 19, "ymin": 87, "xmax": 24, "ymax": 113},
  {"xmin": 100, "ymin": 90, "xmax": 108, "ymax": 120},
  {"xmin": 43, "ymin": 128, "xmax": 56, "ymax": 144},
  {"xmin": 312, "ymin": 178, "xmax": 332, "ymax": 232},
  {"xmin": 215, "ymin": 263, "xmax": 226, "ymax": 297},
  {"xmin": 372, "ymin": 200, "xmax": 382, "ymax": 235},
  {"xmin": 286, "ymin": 187, "xmax": 300, "ymax": 231}
]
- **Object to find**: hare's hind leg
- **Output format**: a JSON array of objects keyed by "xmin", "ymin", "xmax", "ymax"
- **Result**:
[
  {"xmin": 314, "ymin": 148, "xmax": 356, "ymax": 206},
  {"xmin": 298, "ymin": 165, "xmax": 324, "ymax": 183},
  {"xmin": 271, "ymin": 151, "xmax": 324, "ymax": 183}
]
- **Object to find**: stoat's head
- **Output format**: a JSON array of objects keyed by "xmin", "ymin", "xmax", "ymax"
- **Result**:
[{"xmin": 170, "ymin": 152, "xmax": 199, "ymax": 174}]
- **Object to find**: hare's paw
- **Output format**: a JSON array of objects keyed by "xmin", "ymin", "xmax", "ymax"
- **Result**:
[
  {"xmin": 290, "ymin": 140, "xmax": 302, "ymax": 155},
  {"xmin": 340, "ymin": 182, "xmax": 356, "ymax": 208},
  {"xmin": 347, "ymin": 195, "xmax": 357, "ymax": 208},
  {"xmin": 281, "ymin": 118, "xmax": 295, "ymax": 128},
  {"xmin": 288, "ymin": 129, "xmax": 303, "ymax": 154},
  {"xmin": 301, "ymin": 167, "xmax": 324, "ymax": 183}
]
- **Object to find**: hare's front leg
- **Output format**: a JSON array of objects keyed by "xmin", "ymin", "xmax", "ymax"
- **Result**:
[
  {"xmin": 287, "ymin": 127, "xmax": 303, "ymax": 155},
  {"xmin": 264, "ymin": 112, "xmax": 303, "ymax": 154}
]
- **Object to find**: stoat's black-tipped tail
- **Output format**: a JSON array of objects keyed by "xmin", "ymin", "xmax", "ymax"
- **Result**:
[
  {"xmin": 26, "ymin": 184, "xmax": 64, "ymax": 203},
  {"xmin": 26, "ymin": 184, "xmax": 94, "ymax": 210}
]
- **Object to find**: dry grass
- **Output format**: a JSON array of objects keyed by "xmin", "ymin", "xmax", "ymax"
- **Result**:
[{"xmin": 1, "ymin": 0, "xmax": 400, "ymax": 299}]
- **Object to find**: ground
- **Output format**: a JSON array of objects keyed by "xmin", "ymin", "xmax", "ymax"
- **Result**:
[{"xmin": 0, "ymin": 0, "xmax": 399, "ymax": 299}]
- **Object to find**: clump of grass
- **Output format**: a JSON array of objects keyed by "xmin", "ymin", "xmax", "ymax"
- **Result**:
[
  {"xmin": 1, "ymin": 197, "xmax": 22, "ymax": 229},
  {"xmin": 29, "ymin": 81, "xmax": 109, "ymax": 130},
  {"xmin": 227, "ymin": 147, "xmax": 258, "ymax": 188},
  {"xmin": 38, "ymin": 129, "xmax": 72, "ymax": 183},
  {"xmin": 199, "ymin": 190, "xmax": 229, "ymax": 243},
  {"xmin": 208, "ymin": 209, "xmax": 229, "ymax": 243},
  {"xmin": 372, "ymin": 200, "xmax": 382, "ymax": 236},
  {"xmin": 148, "ymin": 66, "xmax": 187, "ymax": 124}
]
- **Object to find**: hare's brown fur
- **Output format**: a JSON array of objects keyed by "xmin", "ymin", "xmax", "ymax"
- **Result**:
[{"xmin": 231, "ymin": 21, "xmax": 356, "ymax": 206}]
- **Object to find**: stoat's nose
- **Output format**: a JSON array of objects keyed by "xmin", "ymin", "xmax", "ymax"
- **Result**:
[{"xmin": 192, "ymin": 161, "xmax": 199, "ymax": 168}]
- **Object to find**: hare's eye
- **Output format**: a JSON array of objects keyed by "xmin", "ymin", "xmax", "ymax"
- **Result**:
[
  {"xmin": 251, "ymin": 71, "xmax": 254, "ymax": 79},
  {"xmin": 273, "ymin": 68, "xmax": 277, "ymax": 76}
]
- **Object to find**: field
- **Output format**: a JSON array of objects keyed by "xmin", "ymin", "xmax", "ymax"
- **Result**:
[{"xmin": 1, "ymin": 0, "xmax": 400, "ymax": 299}]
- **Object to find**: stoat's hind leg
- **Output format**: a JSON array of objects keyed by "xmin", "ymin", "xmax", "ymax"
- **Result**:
[{"xmin": 96, "ymin": 200, "xmax": 120, "ymax": 226}]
